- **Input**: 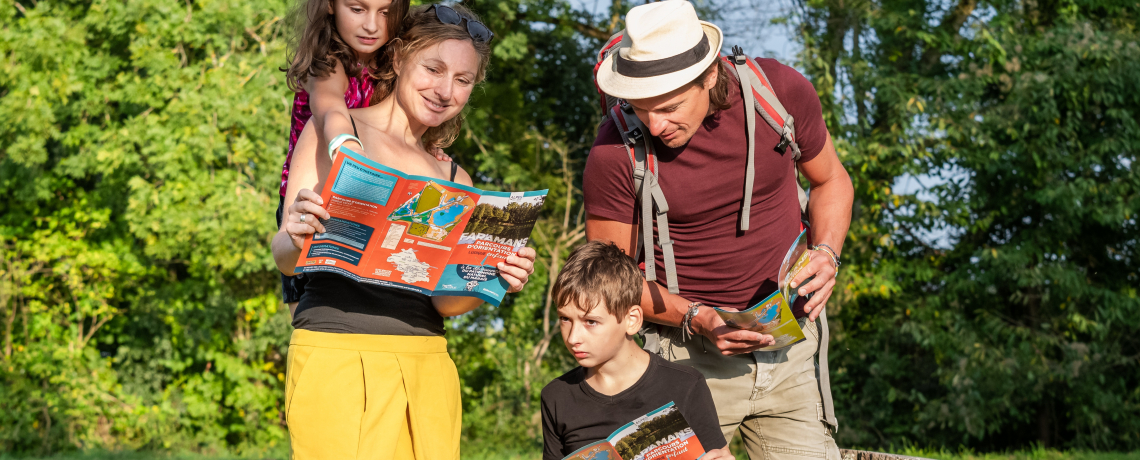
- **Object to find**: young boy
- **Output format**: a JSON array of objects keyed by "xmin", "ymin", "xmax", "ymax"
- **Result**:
[{"xmin": 540, "ymin": 241, "xmax": 733, "ymax": 460}]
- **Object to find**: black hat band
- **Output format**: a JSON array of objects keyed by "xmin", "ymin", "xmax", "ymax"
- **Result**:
[{"xmin": 614, "ymin": 33, "xmax": 710, "ymax": 78}]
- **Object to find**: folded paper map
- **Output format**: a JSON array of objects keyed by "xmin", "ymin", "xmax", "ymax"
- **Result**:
[{"xmin": 294, "ymin": 147, "xmax": 547, "ymax": 306}]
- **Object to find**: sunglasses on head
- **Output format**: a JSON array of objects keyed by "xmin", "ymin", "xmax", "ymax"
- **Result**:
[{"xmin": 429, "ymin": 4, "xmax": 494, "ymax": 43}]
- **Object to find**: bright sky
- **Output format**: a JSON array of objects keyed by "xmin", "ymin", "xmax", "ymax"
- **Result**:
[{"xmin": 567, "ymin": 0, "xmax": 801, "ymax": 62}]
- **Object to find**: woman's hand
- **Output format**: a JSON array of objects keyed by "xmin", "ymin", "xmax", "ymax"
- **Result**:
[
  {"xmin": 285, "ymin": 189, "xmax": 331, "ymax": 249},
  {"xmin": 498, "ymin": 247, "xmax": 537, "ymax": 293}
]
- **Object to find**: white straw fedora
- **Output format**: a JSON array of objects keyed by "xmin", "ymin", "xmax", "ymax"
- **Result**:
[{"xmin": 596, "ymin": 1, "xmax": 723, "ymax": 100}]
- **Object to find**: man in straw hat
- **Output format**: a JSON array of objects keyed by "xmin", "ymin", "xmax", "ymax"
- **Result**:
[{"xmin": 583, "ymin": 1, "xmax": 853, "ymax": 459}]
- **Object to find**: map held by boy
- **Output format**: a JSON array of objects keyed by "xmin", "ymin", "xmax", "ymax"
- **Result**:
[{"xmin": 560, "ymin": 402, "xmax": 704, "ymax": 460}]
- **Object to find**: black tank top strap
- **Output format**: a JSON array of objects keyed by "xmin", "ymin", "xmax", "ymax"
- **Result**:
[
  {"xmin": 350, "ymin": 116, "xmax": 359, "ymax": 138},
  {"xmin": 450, "ymin": 161, "xmax": 458, "ymax": 181}
]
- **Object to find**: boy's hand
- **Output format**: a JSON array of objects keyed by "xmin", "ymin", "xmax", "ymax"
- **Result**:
[
  {"xmin": 692, "ymin": 307, "xmax": 776, "ymax": 356},
  {"xmin": 701, "ymin": 447, "xmax": 735, "ymax": 460}
]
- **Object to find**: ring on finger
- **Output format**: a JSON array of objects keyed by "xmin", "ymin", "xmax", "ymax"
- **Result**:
[{"xmin": 300, "ymin": 214, "xmax": 306, "ymax": 223}]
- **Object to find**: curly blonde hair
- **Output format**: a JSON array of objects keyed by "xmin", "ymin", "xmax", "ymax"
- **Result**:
[{"xmin": 370, "ymin": 4, "xmax": 493, "ymax": 151}]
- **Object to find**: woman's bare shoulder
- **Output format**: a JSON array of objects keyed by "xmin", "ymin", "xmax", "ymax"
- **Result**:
[{"xmin": 447, "ymin": 161, "xmax": 474, "ymax": 187}]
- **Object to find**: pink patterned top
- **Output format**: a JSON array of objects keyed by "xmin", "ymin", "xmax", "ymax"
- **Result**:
[{"xmin": 280, "ymin": 69, "xmax": 375, "ymax": 197}]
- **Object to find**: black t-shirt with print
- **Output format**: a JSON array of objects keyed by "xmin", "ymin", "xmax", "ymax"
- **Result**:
[{"xmin": 540, "ymin": 352, "xmax": 726, "ymax": 459}]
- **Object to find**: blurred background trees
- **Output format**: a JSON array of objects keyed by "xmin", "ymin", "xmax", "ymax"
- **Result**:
[
  {"xmin": 0, "ymin": 0, "xmax": 1136, "ymax": 456},
  {"xmin": 795, "ymin": 0, "xmax": 1140, "ymax": 450}
]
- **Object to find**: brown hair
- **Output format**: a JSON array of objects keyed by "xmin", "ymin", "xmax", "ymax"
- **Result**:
[
  {"xmin": 370, "ymin": 4, "xmax": 493, "ymax": 151},
  {"xmin": 693, "ymin": 59, "xmax": 731, "ymax": 112},
  {"xmin": 552, "ymin": 241, "xmax": 644, "ymax": 320},
  {"xmin": 284, "ymin": 0, "xmax": 410, "ymax": 92}
]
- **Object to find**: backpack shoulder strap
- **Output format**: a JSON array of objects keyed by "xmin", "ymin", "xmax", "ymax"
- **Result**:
[
  {"xmin": 723, "ymin": 48, "xmax": 810, "ymax": 216},
  {"xmin": 610, "ymin": 104, "xmax": 680, "ymax": 295},
  {"xmin": 595, "ymin": 31, "xmax": 626, "ymax": 122},
  {"xmin": 722, "ymin": 50, "xmax": 801, "ymax": 160},
  {"xmin": 726, "ymin": 50, "xmax": 758, "ymax": 231}
]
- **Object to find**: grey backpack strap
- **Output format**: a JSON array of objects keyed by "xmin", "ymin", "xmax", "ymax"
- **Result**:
[
  {"xmin": 729, "ymin": 49, "xmax": 757, "ymax": 232},
  {"xmin": 732, "ymin": 48, "xmax": 799, "ymax": 159},
  {"xmin": 817, "ymin": 308, "xmax": 838, "ymax": 430},
  {"xmin": 725, "ymin": 49, "xmax": 810, "ymax": 215},
  {"xmin": 613, "ymin": 104, "xmax": 681, "ymax": 295},
  {"xmin": 648, "ymin": 174, "xmax": 678, "ymax": 293},
  {"xmin": 640, "ymin": 325, "xmax": 661, "ymax": 354}
]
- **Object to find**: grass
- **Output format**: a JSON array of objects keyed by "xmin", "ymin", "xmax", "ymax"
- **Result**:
[
  {"xmin": 2, "ymin": 447, "xmax": 1136, "ymax": 460},
  {"xmin": 899, "ymin": 446, "xmax": 1140, "ymax": 460},
  {"xmin": 0, "ymin": 453, "xmax": 243, "ymax": 460}
]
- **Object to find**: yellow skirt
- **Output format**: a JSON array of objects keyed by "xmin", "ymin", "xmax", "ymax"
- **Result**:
[{"xmin": 285, "ymin": 329, "xmax": 461, "ymax": 460}]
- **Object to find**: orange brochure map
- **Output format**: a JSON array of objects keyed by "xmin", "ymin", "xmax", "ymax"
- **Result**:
[
  {"xmin": 562, "ymin": 402, "xmax": 706, "ymax": 460},
  {"xmin": 295, "ymin": 147, "xmax": 547, "ymax": 306}
]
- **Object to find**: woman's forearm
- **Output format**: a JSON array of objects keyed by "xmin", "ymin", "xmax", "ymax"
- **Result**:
[
  {"xmin": 432, "ymin": 296, "xmax": 485, "ymax": 317},
  {"xmin": 272, "ymin": 231, "xmax": 302, "ymax": 276}
]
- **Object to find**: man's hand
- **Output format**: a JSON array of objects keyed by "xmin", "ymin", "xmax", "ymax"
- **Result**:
[
  {"xmin": 789, "ymin": 249, "xmax": 837, "ymax": 321},
  {"xmin": 691, "ymin": 307, "xmax": 775, "ymax": 356}
]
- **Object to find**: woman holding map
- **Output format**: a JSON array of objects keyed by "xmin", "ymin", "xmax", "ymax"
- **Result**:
[{"xmin": 270, "ymin": 5, "xmax": 535, "ymax": 459}]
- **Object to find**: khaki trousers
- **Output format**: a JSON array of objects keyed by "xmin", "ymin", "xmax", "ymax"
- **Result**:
[{"xmin": 656, "ymin": 318, "xmax": 840, "ymax": 460}]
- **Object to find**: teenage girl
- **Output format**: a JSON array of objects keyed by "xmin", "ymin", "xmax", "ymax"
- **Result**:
[{"xmin": 279, "ymin": 0, "xmax": 418, "ymax": 311}]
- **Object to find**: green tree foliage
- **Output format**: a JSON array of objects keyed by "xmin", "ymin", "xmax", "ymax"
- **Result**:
[
  {"xmin": 795, "ymin": 0, "xmax": 1140, "ymax": 450},
  {"xmin": 3, "ymin": 0, "xmax": 1137, "ymax": 455},
  {"xmin": 1, "ymin": 0, "xmax": 293, "ymax": 454},
  {"xmin": 0, "ymin": 0, "xmax": 611, "ymax": 454}
]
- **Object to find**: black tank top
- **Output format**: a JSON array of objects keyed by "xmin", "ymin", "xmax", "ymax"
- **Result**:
[
  {"xmin": 293, "ymin": 273, "xmax": 446, "ymax": 335},
  {"xmin": 291, "ymin": 117, "xmax": 456, "ymax": 336}
]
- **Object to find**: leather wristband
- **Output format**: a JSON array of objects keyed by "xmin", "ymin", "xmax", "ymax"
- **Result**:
[{"xmin": 681, "ymin": 302, "xmax": 704, "ymax": 342}]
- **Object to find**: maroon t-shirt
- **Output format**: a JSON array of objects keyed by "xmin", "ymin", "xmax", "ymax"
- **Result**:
[{"xmin": 583, "ymin": 58, "xmax": 827, "ymax": 311}]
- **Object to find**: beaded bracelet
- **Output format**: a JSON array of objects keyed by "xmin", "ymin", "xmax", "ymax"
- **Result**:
[{"xmin": 813, "ymin": 244, "xmax": 841, "ymax": 269}]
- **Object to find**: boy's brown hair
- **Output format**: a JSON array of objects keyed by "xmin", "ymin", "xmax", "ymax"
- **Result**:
[{"xmin": 552, "ymin": 241, "xmax": 643, "ymax": 319}]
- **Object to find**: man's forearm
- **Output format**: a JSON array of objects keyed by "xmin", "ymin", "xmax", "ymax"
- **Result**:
[
  {"xmin": 638, "ymin": 279, "xmax": 693, "ymax": 327},
  {"xmin": 806, "ymin": 171, "xmax": 854, "ymax": 256}
]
